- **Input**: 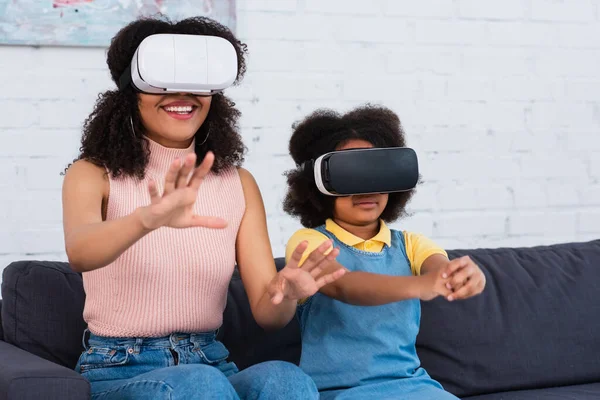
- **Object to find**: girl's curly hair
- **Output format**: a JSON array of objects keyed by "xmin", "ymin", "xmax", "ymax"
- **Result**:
[
  {"xmin": 283, "ymin": 104, "xmax": 416, "ymax": 228},
  {"xmin": 69, "ymin": 16, "xmax": 248, "ymax": 179}
]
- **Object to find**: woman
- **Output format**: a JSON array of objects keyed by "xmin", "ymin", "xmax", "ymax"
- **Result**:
[{"xmin": 61, "ymin": 16, "xmax": 345, "ymax": 400}]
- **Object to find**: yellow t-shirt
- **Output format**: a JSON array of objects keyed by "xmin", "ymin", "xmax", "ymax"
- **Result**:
[{"xmin": 285, "ymin": 218, "xmax": 447, "ymax": 276}]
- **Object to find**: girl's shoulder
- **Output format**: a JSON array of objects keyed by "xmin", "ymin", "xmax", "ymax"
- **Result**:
[
  {"xmin": 285, "ymin": 226, "xmax": 330, "ymax": 264},
  {"xmin": 289, "ymin": 226, "xmax": 329, "ymax": 241}
]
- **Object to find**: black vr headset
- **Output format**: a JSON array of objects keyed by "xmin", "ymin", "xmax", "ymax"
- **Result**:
[{"xmin": 304, "ymin": 147, "xmax": 419, "ymax": 196}]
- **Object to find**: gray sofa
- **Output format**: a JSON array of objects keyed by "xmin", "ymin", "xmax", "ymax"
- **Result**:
[{"xmin": 1, "ymin": 239, "xmax": 599, "ymax": 399}]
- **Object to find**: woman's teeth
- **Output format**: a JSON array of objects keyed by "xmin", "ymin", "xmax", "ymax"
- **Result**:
[{"xmin": 164, "ymin": 106, "xmax": 193, "ymax": 114}]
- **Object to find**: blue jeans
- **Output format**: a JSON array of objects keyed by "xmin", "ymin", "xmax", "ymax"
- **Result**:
[{"xmin": 75, "ymin": 330, "xmax": 318, "ymax": 400}]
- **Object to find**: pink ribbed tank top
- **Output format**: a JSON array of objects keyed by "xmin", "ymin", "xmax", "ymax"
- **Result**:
[{"xmin": 82, "ymin": 137, "xmax": 246, "ymax": 337}]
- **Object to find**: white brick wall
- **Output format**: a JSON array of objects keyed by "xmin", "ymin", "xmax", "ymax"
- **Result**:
[{"xmin": 0, "ymin": 0, "xmax": 599, "ymax": 280}]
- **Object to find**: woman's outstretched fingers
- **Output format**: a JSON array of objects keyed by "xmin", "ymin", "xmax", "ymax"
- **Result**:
[
  {"xmin": 309, "ymin": 266, "xmax": 323, "ymax": 278},
  {"xmin": 268, "ymin": 277, "xmax": 285, "ymax": 305},
  {"xmin": 189, "ymin": 215, "xmax": 228, "ymax": 229},
  {"xmin": 302, "ymin": 240, "xmax": 333, "ymax": 272},
  {"xmin": 315, "ymin": 267, "xmax": 346, "ymax": 288},
  {"xmin": 189, "ymin": 152, "xmax": 215, "ymax": 190},
  {"xmin": 164, "ymin": 158, "xmax": 182, "ymax": 195},
  {"xmin": 176, "ymin": 153, "xmax": 196, "ymax": 189},
  {"xmin": 148, "ymin": 179, "xmax": 160, "ymax": 204},
  {"xmin": 287, "ymin": 241, "xmax": 309, "ymax": 269},
  {"xmin": 270, "ymin": 289, "xmax": 284, "ymax": 305},
  {"xmin": 324, "ymin": 246, "xmax": 340, "ymax": 261},
  {"xmin": 310, "ymin": 248, "xmax": 340, "ymax": 278}
]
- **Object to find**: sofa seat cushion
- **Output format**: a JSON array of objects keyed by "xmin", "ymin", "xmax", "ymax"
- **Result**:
[
  {"xmin": 417, "ymin": 240, "xmax": 600, "ymax": 398},
  {"xmin": 0, "ymin": 340, "xmax": 90, "ymax": 400},
  {"xmin": 462, "ymin": 382, "xmax": 600, "ymax": 400}
]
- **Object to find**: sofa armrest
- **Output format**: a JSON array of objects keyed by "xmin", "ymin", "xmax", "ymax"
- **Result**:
[{"xmin": 0, "ymin": 340, "xmax": 90, "ymax": 400}]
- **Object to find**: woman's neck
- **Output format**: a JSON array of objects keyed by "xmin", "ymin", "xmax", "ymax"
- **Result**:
[
  {"xmin": 333, "ymin": 218, "xmax": 380, "ymax": 240},
  {"xmin": 145, "ymin": 132, "xmax": 194, "ymax": 149},
  {"xmin": 145, "ymin": 135, "xmax": 196, "ymax": 173}
]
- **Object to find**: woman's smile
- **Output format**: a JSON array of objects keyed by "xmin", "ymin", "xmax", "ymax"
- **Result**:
[{"xmin": 159, "ymin": 99, "xmax": 200, "ymax": 121}]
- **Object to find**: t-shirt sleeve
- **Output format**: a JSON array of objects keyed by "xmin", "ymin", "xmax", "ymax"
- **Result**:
[
  {"xmin": 285, "ymin": 228, "xmax": 333, "ymax": 266},
  {"xmin": 403, "ymin": 231, "xmax": 448, "ymax": 276}
]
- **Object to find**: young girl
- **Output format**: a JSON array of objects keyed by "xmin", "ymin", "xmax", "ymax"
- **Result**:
[
  {"xmin": 283, "ymin": 105, "xmax": 486, "ymax": 399},
  {"xmin": 62, "ymin": 17, "xmax": 345, "ymax": 400}
]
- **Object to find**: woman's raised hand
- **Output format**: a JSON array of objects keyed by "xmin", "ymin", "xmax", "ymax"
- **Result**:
[{"xmin": 138, "ymin": 152, "xmax": 228, "ymax": 231}]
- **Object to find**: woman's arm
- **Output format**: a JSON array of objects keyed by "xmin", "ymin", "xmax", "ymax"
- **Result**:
[
  {"xmin": 62, "ymin": 160, "xmax": 151, "ymax": 273},
  {"xmin": 235, "ymin": 168, "xmax": 345, "ymax": 330}
]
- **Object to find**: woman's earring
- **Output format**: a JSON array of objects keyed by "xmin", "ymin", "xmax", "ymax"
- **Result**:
[
  {"xmin": 199, "ymin": 123, "xmax": 211, "ymax": 145},
  {"xmin": 129, "ymin": 115, "xmax": 136, "ymax": 138}
]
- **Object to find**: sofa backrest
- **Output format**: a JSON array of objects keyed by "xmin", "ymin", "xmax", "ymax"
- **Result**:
[
  {"xmin": 0, "ymin": 299, "xmax": 4, "ymax": 341},
  {"xmin": 420, "ymin": 240, "xmax": 600, "ymax": 398}
]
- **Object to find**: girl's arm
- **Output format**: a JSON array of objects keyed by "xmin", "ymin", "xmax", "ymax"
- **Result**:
[
  {"xmin": 285, "ymin": 231, "xmax": 453, "ymax": 306},
  {"xmin": 315, "ymin": 246, "xmax": 484, "ymax": 304},
  {"xmin": 320, "ymin": 268, "xmax": 437, "ymax": 305},
  {"xmin": 314, "ymin": 261, "xmax": 451, "ymax": 305},
  {"xmin": 235, "ymin": 168, "xmax": 345, "ymax": 331}
]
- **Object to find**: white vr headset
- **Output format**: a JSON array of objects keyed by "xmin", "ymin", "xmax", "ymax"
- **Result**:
[
  {"xmin": 118, "ymin": 33, "xmax": 238, "ymax": 95},
  {"xmin": 305, "ymin": 147, "xmax": 419, "ymax": 196}
]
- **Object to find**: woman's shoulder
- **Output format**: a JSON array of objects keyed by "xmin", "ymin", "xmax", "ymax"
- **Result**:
[
  {"xmin": 63, "ymin": 159, "xmax": 108, "ymax": 186},
  {"xmin": 236, "ymin": 166, "xmax": 252, "ymax": 180},
  {"xmin": 62, "ymin": 159, "xmax": 109, "ymax": 203}
]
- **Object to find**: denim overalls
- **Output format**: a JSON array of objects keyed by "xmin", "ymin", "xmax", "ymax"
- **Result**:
[{"xmin": 297, "ymin": 225, "xmax": 458, "ymax": 400}]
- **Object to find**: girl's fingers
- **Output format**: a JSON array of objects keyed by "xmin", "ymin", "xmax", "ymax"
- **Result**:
[
  {"xmin": 450, "ymin": 266, "xmax": 474, "ymax": 288},
  {"xmin": 448, "ymin": 278, "xmax": 481, "ymax": 301},
  {"xmin": 442, "ymin": 256, "xmax": 470, "ymax": 279}
]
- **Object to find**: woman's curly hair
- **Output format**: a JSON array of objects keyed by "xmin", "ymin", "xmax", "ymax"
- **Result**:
[
  {"xmin": 283, "ymin": 104, "xmax": 416, "ymax": 228},
  {"xmin": 68, "ymin": 16, "xmax": 248, "ymax": 179}
]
